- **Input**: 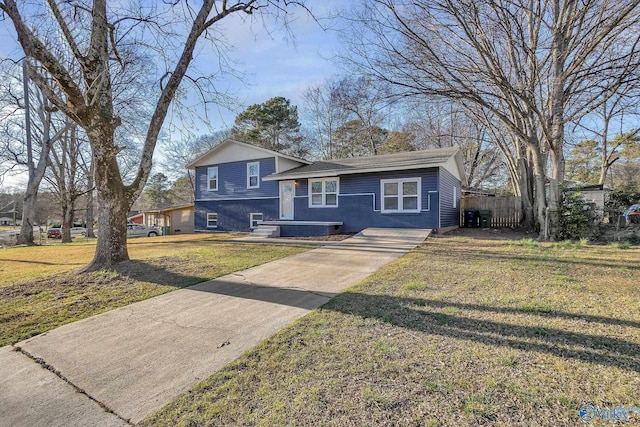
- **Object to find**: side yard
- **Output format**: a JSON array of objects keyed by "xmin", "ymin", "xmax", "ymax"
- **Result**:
[
  {"xmin": 0, "ymin": 234, "xmax": 312, "ymax": 346},
  {"xmin": 142, "ymin": 232, "xmax": 640, "ymax": 426}
]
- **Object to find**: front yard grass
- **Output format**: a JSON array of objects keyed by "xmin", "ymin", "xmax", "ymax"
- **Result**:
[
  {"xmin": 142, "ymin": 234, "xmax": 640, "ymax": 427},
  {"xmin": 0, "ymin": 234, "xmax": 312, "ymax": 346}
]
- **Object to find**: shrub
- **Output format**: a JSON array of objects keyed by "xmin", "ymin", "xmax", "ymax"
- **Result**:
[{"xmin": 558, "ymin": 189, "xmax": 596, "ymax": 240}]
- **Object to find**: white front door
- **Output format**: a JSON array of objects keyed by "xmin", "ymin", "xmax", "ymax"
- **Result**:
[{"xmin": 280, "ymin": 180, "xmax": 295, "ymax": 220}]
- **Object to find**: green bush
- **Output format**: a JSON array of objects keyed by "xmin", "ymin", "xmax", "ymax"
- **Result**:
[{"xmin": 558, "ymin": 190, "xmax": 596, "ymax": 240}]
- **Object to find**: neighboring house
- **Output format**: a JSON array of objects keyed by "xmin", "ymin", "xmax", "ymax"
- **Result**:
[
  {"xmin": 127, "ymin": 212, "xmax": 143, "ymax": 224},
  {"xmin": 189, "ymin": 139, "xmax": 466, "ymax": 236},
  {"xmin": 576, "ymin": 184, "xmax": 610, "ymax": 212},
  {"xmin": 129, "ymin": 205, "xmax": 195, "ymax": 234},
  {"xmin": 143, "ymin": 205, "xmax": 195, "ymax": 234},
  {"xmin": 0, "ymin": 217, "xmax": 14, "ymax": 226}
]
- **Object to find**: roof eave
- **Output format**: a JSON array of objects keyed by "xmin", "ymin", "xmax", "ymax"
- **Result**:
[{"xmin": 263, "ymin": 162, "xmax": 449, "ymax": 181}]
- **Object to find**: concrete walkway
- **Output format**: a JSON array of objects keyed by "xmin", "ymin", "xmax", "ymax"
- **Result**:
[{"xmin": 0, "ymin": 228, "xmax": 430, "ymax": 426}]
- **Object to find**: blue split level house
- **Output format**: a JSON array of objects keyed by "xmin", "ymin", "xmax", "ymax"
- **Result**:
[{"xmin": 188, "ymin": 139, "xmax": 466, "ymax": 236}]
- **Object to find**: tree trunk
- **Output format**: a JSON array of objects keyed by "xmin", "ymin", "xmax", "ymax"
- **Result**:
[
  {"xmin": 547, "ymin": 147, "xmax": 565, "ymax": 240},
  {"xmin": 530, "ymin": 147, "xmax": 547, "ymax": 236},
  {"xmin": 86, "ymin": 168, "xmax": 96, "ymax": 238},
  {"xmin": 61, "ymin": 197, "xmax": 74, "ymax": 243},
  {"xmin": 517, "ymin": 157, "xmax": 535, "ymax": 229},
  {"xmin": 85, "ymin": 130, "xmax": 132, "ymax": 271},
  {"xmin": 17, "ymin": 143, "xmax": 50, "ymax": 245},
  {"xmin": 17, "ymin": 184, "xmax": 37, "ymax": 245},
  {"xmin": 598, "ymin": 104, "xmax": 610, "ymax": 185}
]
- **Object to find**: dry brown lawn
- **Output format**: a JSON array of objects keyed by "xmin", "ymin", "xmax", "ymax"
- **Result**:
[
  {"xmin": 142, "ymin": 230, "xmax": 640, "ymax": 426},
  {"xmin": 0, "ymin": 234, "xmax": 312, "ymax": 346}
]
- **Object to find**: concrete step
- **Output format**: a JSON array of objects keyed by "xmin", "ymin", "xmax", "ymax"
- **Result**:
[{"xmin": 251, "ymin": 225, "xmax": 280, "ymax": 238}]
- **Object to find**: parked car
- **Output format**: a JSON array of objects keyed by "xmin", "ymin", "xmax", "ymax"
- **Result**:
[
  {"xmin": 70, "ymin": 227, "xmax": 87, "ymax": 236},
  {"xmin": 47, "ymin": 227, "xmax": 87, "ymax": 239},
  {"xmin": 47, "ymin": 228, "xmax": 62, "ymax": 239},
  {"xmin": 127, "ymin": 223, "xmax": 159, "ymax": 238}
]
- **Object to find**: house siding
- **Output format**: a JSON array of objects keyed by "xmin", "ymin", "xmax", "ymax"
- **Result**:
[
  {"xmin": 170, "ymin": 208, "xmax": 194, "ymax": 234},
  {"xmin": 195, "ymin": 157, "xmax": 278, "ymax": 200},
  {"xmin": 438, "ymin": 167, "xmax": 461, "ymax": 228},
  {"xmin": 194, "ymin": 157, "xmax": 280, "ymax": 232},
  {"xmin": 293, "ymin": 169, "xmax": 440, "ymax": 233},
  {"xmin": 195, "ymin": 199, "xmax": 279, "ymax": 232}
]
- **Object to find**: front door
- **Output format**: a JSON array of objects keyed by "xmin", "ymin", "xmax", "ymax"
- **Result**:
[{"xmin": 280, "ymin": 180, "xmax": 295, "ymax": 220}]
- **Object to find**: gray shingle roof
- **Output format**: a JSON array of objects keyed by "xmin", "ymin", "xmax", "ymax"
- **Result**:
[{"xmin": 264, "ymin": 147, "xmax": 461, "ymax": 180}]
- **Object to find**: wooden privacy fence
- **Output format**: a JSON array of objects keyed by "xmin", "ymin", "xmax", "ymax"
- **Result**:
[{"xmin": 461, "ymin": 196, "xmax": 522, "ymax": 228}]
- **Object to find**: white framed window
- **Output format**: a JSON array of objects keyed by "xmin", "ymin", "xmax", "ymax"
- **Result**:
[
  {"xmin": 207, "ymin": 167, "xmax": 218, "ymax": 191},
  {"xmin": 250, "ymin": 212, "xmax": 264, "ymax": 229},
  {"xmin": 453, "ymin": 186, "xmax": 457, "ymax": 208},
  {"xmin": 247, "ymin": 162, "xmax": 260, "ymax": 189},
  {"xmin": 309, "ymin": 178, "xmax": 339, "ymax": 207},
  {"xmin": 381, "ymin": 178, "xmax": 421, "ymax": 213},
  {"xmin": 207, "ymin": 212, "xmax": 218, "ymax": 228}
]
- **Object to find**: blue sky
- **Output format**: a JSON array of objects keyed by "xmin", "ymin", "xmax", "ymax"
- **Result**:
[
  {"xmin": 0, "ymin": 0, "xmax": 347, "ymax": 190},
  {"xmin": 171, "ymin": 0, "xmax": 346, "ymax": 133}
]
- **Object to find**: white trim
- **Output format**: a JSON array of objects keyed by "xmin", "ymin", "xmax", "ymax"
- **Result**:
[
  {"xmin": 261, "ymin": 220, "xmax": 343, "ymax": 226},
  {"xmin": 206, "ymin": 212, "xmax": 218, "ymax": 228},
  {"xmin": 264, "ymin": 164, "xmax": 441, "ymax": 180},
  {"xmin": 249, "ymin": 212, "xmax": 264, "ymax": 229},
  {"xmin": 195, "ymin": 196, "xmax": 279, "ymax": 202},
  {"xmin": 308, "ymin": 177, "xmax": 339, "ymax": 208},
  {"xmin": 207, "ymin": 167, "xmax": 218, "ymax": 191},
  {"xmin": 263, "ymin": 160, "xmax": 461, "ymax": 181},
  {"xmin": 247, "ymin": 162, "xmax": 260, "ymax": 189},
  {"xmin": 380, "ymin": 178, "xmax": 422, "ymax": 214},
  {"xmin": 453, "ymin": 186, "xmax": 457, "ymax": 208}
]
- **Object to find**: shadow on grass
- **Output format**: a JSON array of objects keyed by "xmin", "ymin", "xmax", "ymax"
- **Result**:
[
  {"xmin": 177, "ymin": 274, "xmax": 640, "ymax": 374},
  {"xmin": 413, "ymin": 243, "xmax": 639, "ymax": 271},
  {"xmin": 107, "ymin": 259, "xmax": 208, "ymax": 288},
  {"xmin": 0, "ymin": 258, "xmax": 78, "ymax": 266},
  {"xmin": 324, "ymin": 292, "xmax": 640, "ymax": 374}
]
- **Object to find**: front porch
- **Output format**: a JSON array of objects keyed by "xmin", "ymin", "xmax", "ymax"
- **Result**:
[{"xmin": 253, "ymin": 221, "xmax": 344, "ymax": 237}]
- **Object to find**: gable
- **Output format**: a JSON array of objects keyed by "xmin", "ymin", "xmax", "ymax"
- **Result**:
[
  {"xmin": 443, "ymin": 154, "xmax": 465, "ymax": 184},
  {"xmin": 191, "ymin": 141, "xmax": 274, "ymax": 167},
  {"xmin": 187, "ymin": 139, "xmax": 310, "ymax": 170}
]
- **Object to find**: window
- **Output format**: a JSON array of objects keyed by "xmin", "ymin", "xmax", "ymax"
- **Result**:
[
  {"xmin": 309, "ymin": 178, "xmax": 339, "ymax": 207},
  {"xmin": 207, "ymin": 213, "xmax": 218, "ymax": 228},
  {"xmin": 381, "ymin": 178, "xmax": 421, "ymax": 213},
  {"xmin": 207, "ymin": 167, "xmax": 218, "ymax": 191},
  {"xmin": 247, "ymin": 162, "xmax": 260, "ymax": 189},
  {"xmin": 453, "ymin": 186, "xmax": 457, "ymax": 208},
  {"xmin": 250, "ymin": 213, "xmax": 264, "ymax": 229}
]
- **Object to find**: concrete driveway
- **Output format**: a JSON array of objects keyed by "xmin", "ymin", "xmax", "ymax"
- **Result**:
[{"xmin": 0, "ymin": 228, "xmax": 430, "ymax": 426}]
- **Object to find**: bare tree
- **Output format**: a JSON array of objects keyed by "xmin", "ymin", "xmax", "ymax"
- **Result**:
[
  {"xmin": 303, "ymin": 75, "xmax": 396, "ymax": 158},
  {"xmin": 571, "ymin": 80, "xmax": 640, "ymax": 186},
  {"xmin": 302, "ymin": 78, "xmax": 349, "ymax": 159},
  {"xmin": 0, "ymin": 0, "xmax": 309, "ymax": 268},
  {"xmin": 45, "ymin": 123, "xmax": 90, "ymax": 242},
  {"xmin": 331, "ymin": 76, "xmax": 395, "ymax": 156},
  {"xmin": 403, "ymin": 100, "xmax": 508, "ymax": 190},
  {"xmin": 342, "ymin": 0, "xmax": 640, "ymax": 238},
  {"xmin": 0, "ymin": 60, "xmax": 71, "ymax": 244},
  {"xmin": 159, "ymin": 129, "xmax": 230, "ymax": 201}
]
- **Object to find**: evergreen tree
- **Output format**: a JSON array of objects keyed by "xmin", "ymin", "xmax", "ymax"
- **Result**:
[{"xmin": 232, "ymin": 97, "xmax": 306, "ymax": 157}]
